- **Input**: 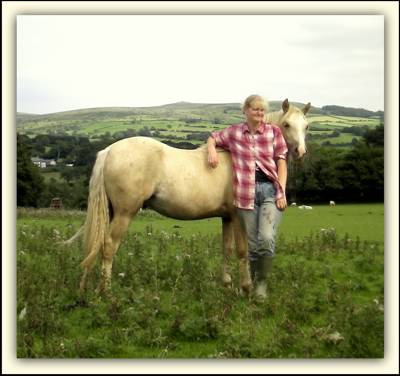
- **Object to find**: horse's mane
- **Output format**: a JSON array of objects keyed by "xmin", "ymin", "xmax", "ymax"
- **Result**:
[{"xmin": 265, "ymin": 109, "xmax": 284, "ymax": 124}]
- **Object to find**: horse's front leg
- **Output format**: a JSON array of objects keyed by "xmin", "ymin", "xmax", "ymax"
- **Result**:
[
  {"xmin": 221, "ymin": 218, "xmax": 234, "ymax": 287},
  {"xmin": 232, "ymin": 214, "xmax": 252, "ymax": 295}
]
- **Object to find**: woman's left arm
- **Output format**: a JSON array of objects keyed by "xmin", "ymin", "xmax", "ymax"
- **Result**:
[{"xmin": 276, "ymin": 158, "xmax": 287, "ymax": 210}]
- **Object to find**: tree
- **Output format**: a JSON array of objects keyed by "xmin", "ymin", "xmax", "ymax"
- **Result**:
[
  {"xmin": 17, "ymin": 134, "xmax": 45, "ymax": 207},
  {"xmin": 337, "ymin": 125, "xmax": 384, "ymax": 201},
  {"xmin": 363, "ymin": 123, "xmax": 384, "ymax": 147}
]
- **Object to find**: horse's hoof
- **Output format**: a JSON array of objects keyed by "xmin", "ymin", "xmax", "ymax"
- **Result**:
[
  {"xmin": 96, "ymin": 284, "xmax": 111, "ymax": 297},
  {"xmin": 240, "ymin": 282, "xmax": 252, "ymax": 296}
]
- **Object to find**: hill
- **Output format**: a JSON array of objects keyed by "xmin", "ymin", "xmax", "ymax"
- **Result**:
[
  {"xmin": 16, "ymin": 101, "xmax": 383, "ymax": 147},
  {"xmin": 322, "ymin": 105, "xmax": 384, "ymax": 119}
]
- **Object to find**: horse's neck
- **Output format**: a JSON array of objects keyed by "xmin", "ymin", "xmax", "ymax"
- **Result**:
[{"xmin": 265, "ymin": 110, "xmax": 284, "ymax": 126}]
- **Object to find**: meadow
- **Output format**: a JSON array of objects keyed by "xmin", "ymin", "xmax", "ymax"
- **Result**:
[{"xmin": 16, "ymin": 204, "xmax": 384, "ymax": 358}]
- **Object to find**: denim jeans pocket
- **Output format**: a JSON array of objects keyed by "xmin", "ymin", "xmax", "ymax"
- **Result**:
[{"xmin": 260, "ymin": 182, "xmax": 276, "ymax": 204}]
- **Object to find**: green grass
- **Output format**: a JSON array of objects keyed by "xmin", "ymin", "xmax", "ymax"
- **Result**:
[
  {"xmin": 40, "ymin": 171, "xmax": 63, "ymax": 182},
  {"xmin": 308, "ymin": 116, "xmax": 380, "ymax": 127},
  {"xmin": 17, "ymin": 204, "xmax": 384, "ymax": 244},
  {"xmin": 16, "ymin": 204, "xmax": 384, "ymax": 358}
]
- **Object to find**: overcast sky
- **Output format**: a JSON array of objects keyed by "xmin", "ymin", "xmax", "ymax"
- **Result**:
[{"xmin": 17, "ymin": 15, "xmax": 384, "ymax": 114}]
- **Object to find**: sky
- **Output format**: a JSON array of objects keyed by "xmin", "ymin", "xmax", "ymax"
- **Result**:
[{"xmin": 17, "ymin": 15, "xmax": 384, "ymax": 114}]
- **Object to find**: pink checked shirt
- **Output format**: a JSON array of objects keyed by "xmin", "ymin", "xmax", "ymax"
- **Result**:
[{"xmin": 211, "ymin": 122, "xmax": 288, "ymax": 210}]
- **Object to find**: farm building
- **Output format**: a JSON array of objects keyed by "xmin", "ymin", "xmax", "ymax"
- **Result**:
[{"xmin": 31, "ymin": 157, "xmax": 57, "ymax": 168}]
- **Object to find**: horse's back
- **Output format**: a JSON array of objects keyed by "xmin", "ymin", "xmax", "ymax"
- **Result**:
[{"xmin": 102, "ymin": 137, "xmax": 234, "ymax": 219}]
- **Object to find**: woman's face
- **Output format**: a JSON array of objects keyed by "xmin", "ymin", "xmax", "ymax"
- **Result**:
[{"xmin": 244, "ymin": 100, "xmax": 265, "ymax": 124}]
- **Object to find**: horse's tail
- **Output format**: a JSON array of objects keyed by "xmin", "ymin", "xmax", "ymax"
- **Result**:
[
  {"xmin": 61, "ymin": 225, "xmax": 85, "ymax": 246},
  {"xmin": 79, "ymin": 147, "xmax": 110, "ymax": 270}
]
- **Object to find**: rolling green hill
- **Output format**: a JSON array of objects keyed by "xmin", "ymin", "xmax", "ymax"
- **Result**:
[{"xmin": 16, "ymin": 101, "xmax": 383, "ymax": 147}]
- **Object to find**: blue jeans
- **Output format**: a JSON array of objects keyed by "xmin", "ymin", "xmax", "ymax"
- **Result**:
[{"xmin": 236, "ymin": 181, "xmax": 283, "ymax": 262}]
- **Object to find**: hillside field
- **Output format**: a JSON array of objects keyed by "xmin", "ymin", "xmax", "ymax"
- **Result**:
[{"xmin": 17, "ymin": 102, "xmax": 382, "ymax": 147}]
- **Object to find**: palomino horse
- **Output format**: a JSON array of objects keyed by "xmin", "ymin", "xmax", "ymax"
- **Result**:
[{"xmin": 72, "ymin": 99, "xmax": 311, "ymax": 294}]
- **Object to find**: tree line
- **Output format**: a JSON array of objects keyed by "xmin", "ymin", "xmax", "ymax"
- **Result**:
[
  {"xmin": 17, "ymin": 124, "xmax": 384, "ymax": 208},
  {"xmin": 321, "ymin": 105, "xmax": 384, "ymax": 119}
]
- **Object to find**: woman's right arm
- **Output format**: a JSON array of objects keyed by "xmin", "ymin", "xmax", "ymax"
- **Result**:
[{"xmin": 207, "ymin": 136, "xmax": 219, "ymax": 168}]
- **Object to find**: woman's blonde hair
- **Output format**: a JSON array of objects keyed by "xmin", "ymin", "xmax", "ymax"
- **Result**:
[{"xmin": 241, "ymin": 94, "xmax": 269, "ymax": 113}]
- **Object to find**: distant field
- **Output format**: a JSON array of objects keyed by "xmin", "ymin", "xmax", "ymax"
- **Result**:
[
  {"xmin": 17, "ymin": 103, "xmax": 382, "ymax": 144},
  {"xmin": 24, "ymin": 114, "xmax": 378, "ymax": 144},
  {"xmin": 308, "ymin": 115, "xmax": 379, "ymax": 125},
  {"xmin": 40, "ymin": 171, "xmax": 62, "ymax": 182},
  {"xmin": 310, "ymin": 133, "xmax": 360, "ymax": 146}
]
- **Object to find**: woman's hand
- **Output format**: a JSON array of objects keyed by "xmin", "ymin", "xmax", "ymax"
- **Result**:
[
  {"xmin": 208, "ymin": 149, "xmax": 219, "ymax": 168},
  {"xmin": 207, "ymin": 137, "xmax": 219, "ymax": 168},
  {"xmin": 276, "ymin": 196, "xmax": 287, "ymax": 211}
]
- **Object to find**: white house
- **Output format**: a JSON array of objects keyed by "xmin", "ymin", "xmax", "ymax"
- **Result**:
[{"xmin": 31, "ymin": 157, "xmax": 57, "ymax": 168}]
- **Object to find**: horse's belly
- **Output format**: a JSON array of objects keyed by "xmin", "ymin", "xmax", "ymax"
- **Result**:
[
  {"xmin": 144, "ymin": 149, "xmax": 234, "ymax": 219},
  {"xmin": 147, "ymin": 188, "xmax": 232, "ymax": 219}
]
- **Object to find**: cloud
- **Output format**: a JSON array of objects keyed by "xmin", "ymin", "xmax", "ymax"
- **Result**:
[{"xmin": 17, "ymin": 15, "xmax": 384, "ymax": 113}]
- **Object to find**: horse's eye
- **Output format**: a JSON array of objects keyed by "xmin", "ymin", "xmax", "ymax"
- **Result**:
[{"xmin": 284, "ymin": 122, "xmax": 289, "ymax": 128}]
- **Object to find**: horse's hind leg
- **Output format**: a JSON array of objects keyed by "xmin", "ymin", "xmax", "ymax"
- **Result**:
[
  {"xmin": 98, "ymin": 212, "xmax": 132, "ymax": 294},
  {"xmin": 222, "ymin": 217, "xmax": 234, "ymax": 287}
]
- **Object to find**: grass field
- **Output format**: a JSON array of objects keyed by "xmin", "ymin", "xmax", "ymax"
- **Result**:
[
  {"xmin": 308, "ymin": 115, "xmax": 380, "ymax": 127},
  {"xmin": 40, "ymin": 171, "xmax": 62, "ymax": 182},
  {"xmin": 17, "ymin": 203, "xmax": 384, "ymax": 243},
  {"xmin": 16, "ymin": 204, "xmax": 384, "ymax": 358}
]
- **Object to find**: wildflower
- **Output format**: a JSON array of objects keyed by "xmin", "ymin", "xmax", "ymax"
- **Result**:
[
  {"xmin": 18, "ymin": 305, "xmax": 27, "ymax": 321},
  {"xmin": 374, "ymin": 299, "xmax": 384, "ymax": 311},
  {"xmin": 53, "ymin": 229, "xmax": 61, "ymax": 239},
  {"xmin": 325, "ymin": 331, "xmax": 344, "ymax": 344},
  {"xmin": 118, "ymin": 272, "xmax": 125, "ymax": 278}
]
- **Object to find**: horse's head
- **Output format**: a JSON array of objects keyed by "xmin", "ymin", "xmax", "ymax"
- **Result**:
[{"xmin": 276, "ymin": 99, "xmax": 311, "ymax": 160}]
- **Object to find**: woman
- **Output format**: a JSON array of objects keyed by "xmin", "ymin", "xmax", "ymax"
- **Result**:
[{"xmin": 207, "ymin": 94, "xmax": 288, "ymax": 300}]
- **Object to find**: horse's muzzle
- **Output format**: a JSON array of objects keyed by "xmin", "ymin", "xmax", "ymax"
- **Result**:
[{"xmin": 293, "ymin": 146, "xmax": 307, "ymax": 159}]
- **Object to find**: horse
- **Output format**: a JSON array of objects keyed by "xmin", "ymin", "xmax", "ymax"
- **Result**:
[{"xmin": 68, "ymin": 99, "xmax": 311, "ymax": 295}]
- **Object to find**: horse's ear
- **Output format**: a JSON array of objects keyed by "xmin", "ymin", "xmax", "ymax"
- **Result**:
[
  {"xmin": 303, "ymin": 102, "xmax": 311, "ymax": 115},
  {"xmin": 282, "ymin": 98, "xmax": 289, "ymax": 113}
]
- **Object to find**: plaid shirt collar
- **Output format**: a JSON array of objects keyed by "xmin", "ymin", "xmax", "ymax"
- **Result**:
[{"xmin": 242, "ymin": 122, "xmax": 267, "ymax": 135}]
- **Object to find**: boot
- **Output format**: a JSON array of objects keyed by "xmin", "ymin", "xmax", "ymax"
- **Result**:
[{"xmin": 250, "ymin": 256, "xmax": 273, "ymax": 301}]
